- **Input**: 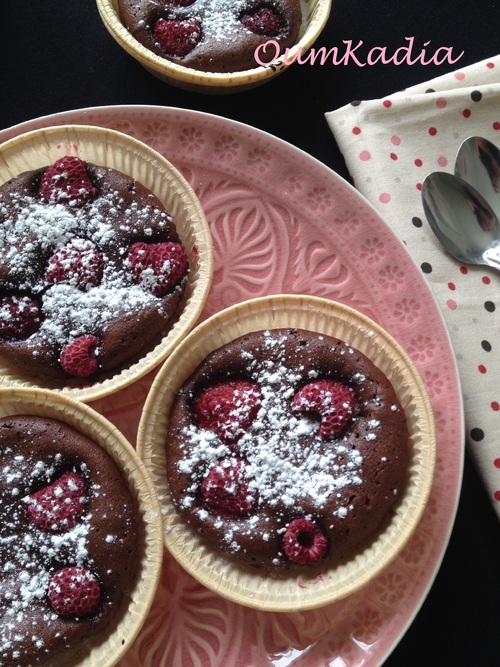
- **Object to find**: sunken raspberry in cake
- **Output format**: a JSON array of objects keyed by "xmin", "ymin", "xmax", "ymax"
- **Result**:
[
  {"xmin": 0, "ymin": 156, "xmax": 189, "ymax": 381},
  {"xmin": 118, "ymin": 0, "xmax": 302, "ymax": 73},
  {"xmin": 0, "ymin": 415, "xmax": 139, "ymax": 666},
  {"xmin": 166, "ymin": 328, "xmax": 410, "ymax": 570}
]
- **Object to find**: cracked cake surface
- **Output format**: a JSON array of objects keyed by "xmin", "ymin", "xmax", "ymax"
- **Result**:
[
  {"xmin": 166, "ymin": 328, "xmax": 410, "ymax": 570},
  {"xmin": 118, "ymin": 0, "xmax": 302, "ymax": 73},
  {"xmin": 0, "ymin": 156, "xmax": 189, "ymax": 381}
]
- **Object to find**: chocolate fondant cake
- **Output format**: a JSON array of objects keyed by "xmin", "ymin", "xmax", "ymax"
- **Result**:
[
  {"xmin": 0, "ymin": 156, "xmax": 189, "ymax": 380},
  {"xmin": 118, "ymin": 0, "xmax": 302, "ymax": 73},
  {"xmin": 166, "ymin": 328, "xmax": 410, "ymax": 570},
  {"xmin": 0, "ymin": 415, "xmax": 139, "ymax": 666}
]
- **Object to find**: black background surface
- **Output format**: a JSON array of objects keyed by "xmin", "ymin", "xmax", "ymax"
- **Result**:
[{"xmin": 1, "ymin": 2, "xmax": 499, "ymax": 665}]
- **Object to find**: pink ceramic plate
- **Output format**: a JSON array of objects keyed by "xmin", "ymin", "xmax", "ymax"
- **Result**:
[{"xmin": 0, "ymin": 106, "xmax": 463, "ymax": 666}]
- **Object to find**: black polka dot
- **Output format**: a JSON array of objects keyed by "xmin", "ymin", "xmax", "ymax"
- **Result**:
[
  {"xmin": 351, "ymin": 100, "xmax": 361, "ymax": 107},
  {"xmin": 484, "ymin": 300, "xmax": 496, "ymax": 312},
  {"xmin": 471, "ymin": 90, "xmax": 482, "ymax": 102},
  {"xmin": 421, "ymin": 262, "xmax": 432, "ymax": 274},
  {"xmin": 412, "ymin": 216, "xmax": 423, "ymax": 228},
  {"xmin": 470, "ymin": 428, "xmax": 484, "ymax": 442},
  {"xmin": 425, "ymin": 88, "xmax": 436, "ymax": 93},
  {"xmin": 481, "ymin": 340, "xmax": 492, "ymax": 352}
]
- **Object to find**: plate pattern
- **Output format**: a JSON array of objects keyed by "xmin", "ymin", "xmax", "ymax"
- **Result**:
[{"xmin": 0, "ymin": 106, "xmax": 463, "ymax": 667}]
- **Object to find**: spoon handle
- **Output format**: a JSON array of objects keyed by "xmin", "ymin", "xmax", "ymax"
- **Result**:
[{"xmin": 483, "ymin": 247, "xmax": 500, "ymax": 272}]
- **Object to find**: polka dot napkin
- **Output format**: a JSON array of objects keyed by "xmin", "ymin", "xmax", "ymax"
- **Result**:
[{"xmin": 326, "ymin": 55, "xmax": 500, "ymax": 520}]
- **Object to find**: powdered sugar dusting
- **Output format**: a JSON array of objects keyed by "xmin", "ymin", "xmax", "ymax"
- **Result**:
[
  {"xmin": 179, "ymin": 332, "xmax": 381, "ymax": 514},
  {"xmin": 194, "ymin": 0, "xmax": 250, "ymax": 42},
  {"xmin": 0, "ymin": 452, "xmax": 94, "ymax": 663},
  {"xmin": 0, "ymin": 178, "xmax": 176, "ymax": 351},
  {"xmin": 150, "ymin": 0, "xmax": 283, "ymax": 44}
]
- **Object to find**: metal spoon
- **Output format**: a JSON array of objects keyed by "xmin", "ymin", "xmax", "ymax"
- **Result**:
[
  {"xmin": 455, "ymin": 136, "xmax": 500, "ymax": 219},
  {"xmin": 421, "ymin": 171, "xmax": 500, "ymax": 270}
]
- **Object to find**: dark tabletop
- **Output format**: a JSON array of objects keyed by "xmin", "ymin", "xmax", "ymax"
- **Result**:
[{"xmin": 1, "ymin": 1, "xmax": 500, "ymax": 665}]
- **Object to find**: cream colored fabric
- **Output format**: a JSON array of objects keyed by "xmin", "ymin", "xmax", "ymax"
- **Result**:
[{"xmin": 326, "ymin": 55, "xmax": 500, "ymax": 519}]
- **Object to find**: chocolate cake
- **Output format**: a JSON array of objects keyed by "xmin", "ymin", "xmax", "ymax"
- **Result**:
[
  {"xmin": 118, "ymin": 0, "xmax": 302, "ymax": 73},
  {"xmin": 0, "ymin": 415, "xmax": 140, "ymax": 666},
  {"xmin": 0, "ymin": 156, "xmax": 189, "ymax": 381},
  {"xmin": 166, "ymin": 328, "xmax": 410, "ymax": 570}
]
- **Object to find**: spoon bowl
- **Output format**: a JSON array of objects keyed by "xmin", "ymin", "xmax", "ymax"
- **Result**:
[
  {"xmin": 421, "ymin": 171, "xmax": 500, "ymax": 270},
  {"xmin": 455, "ymin": 136, "xmax": 500, "ymax": 219}
]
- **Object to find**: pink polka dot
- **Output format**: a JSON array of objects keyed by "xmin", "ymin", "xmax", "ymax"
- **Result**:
[
  {"xmin": 448, "ymin": 282, "xmax": 456, "ymax": 290},
  {"xmin": 460, "ymin": 266, "xmax": 468, "ymax": 275},
  {"xmin": 437, "ymin": 156, "xmax": 448, "ymax": 167},
  {"xmin": 493, "ymin": 122, "xmax": 500, "ymax": 131},
  {"xmin": 463, "ymin": 109, "xmax": 471, "ymax": 118},
  {"xmin": 414, "ymin": 158, "xmax": 423, "ymax": 167},
  {"xmin": 491, "ymin": 402, "xmax": 500, "ymax": 412},
  {"xmin": 352, "ymin": 126, "xmax": 361, "ymax": 135},
  {"xmin": 359, "ymin": 150, "xmax": 371, "ymax": 161},
  {"xmin": 391, "ymin": 135, "xmax": 401, "ymax": 146},
  {"xmin": 383, "ymin": 100, "xmax": 392, "ymax": 108},
  {"xmin": 436, "ymin": 97, "xmax": 447, "ymax": 108},
  {"xmin": 478, "ymin": 364, "xmax": 487, "ymax": 374},
  {"xmin": 390, "ymin": 153, "xmax": 398, "ymax": 161},
  {"xmin": 494, "ymin": 458, "xmax": 500, "ymax": 468},
  {"xmin": 446, "ymin": 299, "xmax": 457, "ymax": 310},
  {"xmin": 429, "ymin": 127, "xmax": 437, "ymax": 136},
  {"xmin": 454, "ymin": 72, "xmax": 465, "ymax": 80},
  {"xmin": 487, "ymin": 62, "xmax": 495, "ymax": 69},
  {"xmin": 483, "ymin": 276, "xmax": 491, "ymax": 285},
  {"xmin": 379, "ymin": 193, "xmax": 391, "ymax": 204},
  {"xmin": 495, "ymin": 490, "xmax": 500, "ymax": 502},
  {"xmin": 416, "ymin": 182, "xmax": 422, "ymax": 191}
]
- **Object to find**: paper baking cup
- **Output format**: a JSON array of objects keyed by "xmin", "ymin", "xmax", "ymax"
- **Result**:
[
  {"xmin": 137, "ymin": 295, "xmax": 436, "ymax": 612},
  {"xmin": 96, "ymin": 0, "xmax": 332, "ymax": 94},
  {"xmin": 0, "ymin": 387, "xmax": 163, "ymax": 667},
  {"xmin": 0, "ymin": 124, "xmax": 213, "ymax": 402}
]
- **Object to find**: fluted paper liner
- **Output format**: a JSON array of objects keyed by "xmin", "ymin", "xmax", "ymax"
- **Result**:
[
  {"xmin": 0, "ymin": 124, "xmax": 213, "ymax": 402},
  {"xmin": 0, "ymin": 387, "xmax": 163, "ymax": 667},
  {"xmin": 138, "ymin": 295, "xmax": 436, "ymax": 612},
  {"xmin": 96, "ymin": 0, "xmax": 332, "ymax": 94}
]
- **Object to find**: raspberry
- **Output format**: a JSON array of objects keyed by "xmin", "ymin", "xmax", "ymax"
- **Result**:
[
  {"xmin": 240, "ymin": 6, "xmax": 287, "ymax": 36},
  {"xmin": 45, "ymin": 239, "xmax": 104, "ymax": 290},
  {"xmin": 193, "ymin": 380, "xmax": 262, "ymax": 444},
  {"xmin": 48, "ymin": 566, "xmax": 102, "ymax": 618},
  {"xmin": 282, "ymin": 518, "xmax": 328, "ymax": 565},
  {"xmin": 291, "ymin": 379, "xmax": 357, "ymax": 440},
  {"xmin": 23, "ymin": 472, "xmax": 87, "ymax": 532},
  {"xmin": 0, "ymin": 294, "xmax": 43, "ymax": 340},
  {"xmin": 59, "ymin": 334, "xmax": 101, "ymax": 378},
  {"xmin": 38, "ymin": 156, "xmax": 97, "ymax": 208},
  {"xmin": 126, "ymin": 241, "xmax": 188, "ymax": 297},
  {"xmin": 201, "ymin": 456, "xmax": 257, "ymax": 516},
  {"xmin": 152, "ymin": 18, "xmax": 202, "ymax": 57}
]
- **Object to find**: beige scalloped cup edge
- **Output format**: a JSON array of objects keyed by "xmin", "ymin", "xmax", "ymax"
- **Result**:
[
  {"xmin": 0, "ymin": 124, "xmax": 213, "ymax": 402},
  {"xmin": 96, "ymin": 0, "xmax": 332, "ymax": 94},
  {"xmin": 137, "ymin": 295, "xmax": 436, "ymax": 612},
  {"xmin": 0, "ymin": 387, "xmax": 164, "ymax": 667}
]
